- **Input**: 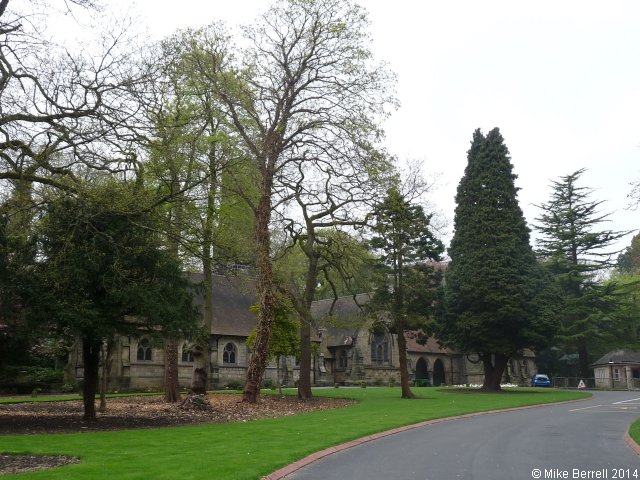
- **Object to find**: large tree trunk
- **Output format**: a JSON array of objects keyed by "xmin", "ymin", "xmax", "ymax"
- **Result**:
[
  {"xmin": 276, "ymin": 355, "xmax": 282, "ymax": 394},
  {"xmin": 191, "ymin": 249, "xmax": 214, "ymax": 394},
  {"xmin": 190, "ymin": 337, "xmax": 209, "ymax": 395},
  {"xmin": 81, "ymin": 335, "xmax": 102, "ymax": 421},
  {"xmin": 190, "ymin": 151, "xmax": 217, "ymax": 393},
  {"xmin": 164, "ymin": 338, "xmax": 181, "ymax": 402},
  {"xmin": 243, "ymin": 188, "xmax": 275, "ymax": 403},
  {"xmin": 480, "ymin": 353, "xmax": 508, "ymax": 392},
  {"xmin": 394, "ymin": 255, "xmax": 414, "ymax": 398},
  {"xmin": 298, "ymin": 320, "xmax": 313, "ymax": 399},
  {"xmin": 577, "ymin": 338, "xmax": 590, "ymax": 380},
  {"xmin": 98, "ymin": 338, "xmax": 114, "ymax": 413},
  {"xmin": 296, "ymin": 244, "xmax": 320, "ymax": 400},
  {"xmin": 397, "ymin": 328, "xmax": 414, "ymax": 399}
]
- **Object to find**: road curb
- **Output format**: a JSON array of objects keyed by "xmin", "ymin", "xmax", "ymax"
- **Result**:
[
  {"xmin": 262, "ymin": 396, "xmax": 589, "ymax": 480},
  {"xmin": 624, "ymin": 431, "xmax": 640, "ymax": 456}
]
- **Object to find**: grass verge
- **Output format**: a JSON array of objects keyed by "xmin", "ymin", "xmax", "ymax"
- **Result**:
[
  {"xmin": 0, "ymin": 387, "xmax": 588, "ymax": 480},
  {"xmin": 629, "ymin": 417, "xmax": 640, "ymax": 446}
]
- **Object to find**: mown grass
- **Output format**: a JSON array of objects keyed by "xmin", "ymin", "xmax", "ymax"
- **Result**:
[
  {"xmin": 629, "ymin": 417, "xmax": 640, "ymax": 445},
  {"xmin": 0, "ymin": 387, "xmax": 588, "ymax": 480}
]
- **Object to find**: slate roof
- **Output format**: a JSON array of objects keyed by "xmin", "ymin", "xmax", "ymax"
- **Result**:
[
  {"xmin": 186, "ymin": 275, "xmax": 454, "ymax": 355},
  {"xmin": 592, "ymin": 349, "xmax": 640, "ymax": 366},
  {"xmin": 311, "ymin": 294, "xmax": 369, "ymax": 348},
  {"xmin": 311, "ymin": 294, "xmax": 370, "ymax": 322},
  {"xmin": 190, "ymin": 273, "xmax": 258, "ymax": 337},
  {"xmin": 404, "ymin": 333, "xmax": 452, "ymax": 354}
]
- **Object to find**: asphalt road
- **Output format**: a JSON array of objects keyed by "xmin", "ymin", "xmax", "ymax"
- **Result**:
[{"xmin": 284, "ymin": 391, "xmax": 640, "ymax": 480}]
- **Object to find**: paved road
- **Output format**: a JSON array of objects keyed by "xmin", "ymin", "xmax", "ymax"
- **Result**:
[{"xmin": 284, "ymin": 391, "xmax": 640, "ymax": 480}]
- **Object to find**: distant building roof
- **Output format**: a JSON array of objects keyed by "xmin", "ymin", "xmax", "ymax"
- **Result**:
[
  {"xmin": 190, "ymin": 273, "xmax": 258, "ymax": 337},
  {"xmin": 592, "ymin": 349, "xmax": 640, "ymax": 367},
  {"xmin": 311, "ymin": 294, "xmax": 370, "ymax": 322},
  {"xmin": 404, "ymin": 332, "xmax": 453, "ymax": 354},
  {"xmin": 312, "ymin": 294, "xmax": 370, "ymax": 348}
]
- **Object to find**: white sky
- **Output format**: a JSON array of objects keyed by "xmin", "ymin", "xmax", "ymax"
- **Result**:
[{"xmin": 100, "ymin": 0, "xmax": 640, "ymax": 255}]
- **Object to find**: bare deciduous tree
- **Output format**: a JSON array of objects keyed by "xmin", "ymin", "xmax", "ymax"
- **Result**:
[
  {"xmin": 0, "ymin": 0, "xmax": 152, "ymax": 203},
  {"xmin": 199, "ymin": 0, "xmax": 396, "ymax": 403},
  {"xmin": 277, "ymin": 149, "xmax": 394, "ymax": 399}
]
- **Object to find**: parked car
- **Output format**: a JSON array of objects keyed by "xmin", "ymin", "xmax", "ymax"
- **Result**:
[{"xmin": 531, "ymin": 373, "xmax": 551, "ymax": 387}]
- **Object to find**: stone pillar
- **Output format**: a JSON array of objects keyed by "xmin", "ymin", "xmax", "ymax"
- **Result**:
[{"xmin": 625, "ymin": 366, "xmax": 633, "ymax": 390}]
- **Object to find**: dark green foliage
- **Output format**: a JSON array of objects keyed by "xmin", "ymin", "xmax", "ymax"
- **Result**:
[
  {"xmin": 0, "ymin": 366, "xmax": 63, "ymax": 394},
  {"xmin": 36, "ymin": 185, "xmax": 198, "ymax": 338},
  {"xmin": 618, "ymin": 233, "xmax": 640, "ymax": 274},
  {"xmin": 369, "ymin": 186, "xmax": 444, "ymax": 397},
  {"xmin": 247, "ymin": 298, "xmax": 300, "ymax": 363},
  {"xmin": 0, "ymin": 203, "xmax": 43, "ymax": 371},
  {"xmin": 534, "ymin": 169, "xmax": 630, "ymax": 377},
  {"xmin": 33, "ymin": 182, "xmax": 199, "ymax": 418},
  {"xmin": 593, "ymin": 275, "xmax": 640, "ymax": 353},
  {"xmin": 224, "ymin": 380, "xmax": 244, "ymax": 390},
  {"xmin": 369, "ymin": 186, "xmax": 444, "ymax": 270},
  {"xmin": 441, "ymin": 128, "xmax": 556, "ymax": 390}
]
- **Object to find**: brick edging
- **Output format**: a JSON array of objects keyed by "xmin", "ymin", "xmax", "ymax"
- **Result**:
[
  {"xmin": 262, "ymin": 397, "xmax": 589, "ymax": 480},
  {"xmin": 624, "ymin": 431, "xmax": 640, "ymax": 456}
]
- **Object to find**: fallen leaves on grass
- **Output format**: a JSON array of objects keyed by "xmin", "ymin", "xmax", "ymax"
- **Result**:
[
  {"xmin": 0, "ymin": 454, "xmax": 79, "ymax": 476},
  {"xmin": 0, "ymin": 393, "xmax": 354, "ymax": 434},
  {"xmin": 0, "ymin": 393, "xmax": 354, "ymax": 476}
]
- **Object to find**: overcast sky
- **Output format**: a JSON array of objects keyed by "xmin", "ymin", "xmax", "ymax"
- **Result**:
[{"xmin": 103, "ymin": 0, "xmax": 640, "ymax": 256}]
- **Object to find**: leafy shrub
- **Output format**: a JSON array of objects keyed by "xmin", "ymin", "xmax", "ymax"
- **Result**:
[
  {"xmin": 0, "ymin": 366, "xmax": 64, "ymax": 393},
  {"xmin": 262, "ymin": 378, "xmax": 274, "ymax": 389},
  {"xmin": 225, "ymin": 380, "xmax": 244, "ymax": 390},
  {"xmin": 29, "ymin": 367, "xmax": 64, "ymax": 385},
  {"xmin": 60, "ymin": 382, "xmax": 79, "ymax": 393}
]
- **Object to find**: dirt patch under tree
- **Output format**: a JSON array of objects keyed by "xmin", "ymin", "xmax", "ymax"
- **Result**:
[{"xmin": 0, "ymin": 393, "xmax": 353, "ymax": 476}]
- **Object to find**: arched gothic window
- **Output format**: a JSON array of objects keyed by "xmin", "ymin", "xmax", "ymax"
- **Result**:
[
  {"xmin": 137, "ymin": 339, "xmax": 152, "ymax": 361},
  {"xmin": 223, "ymin": 342, "xmax": 237, "ymax": 365},
  {"xmin": 371, "ymin": 333, "xmax": 389, "ymax": 365},
  {"xmin": 338, "ymin": 350, "xmax": 348, "ymax": 369},
  {"xmin": 181, "ymin": 343, "xmax": 194, "ymax": 363}
]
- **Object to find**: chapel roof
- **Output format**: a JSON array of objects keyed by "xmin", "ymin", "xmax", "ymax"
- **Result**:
[
  {"xmin": 404, "ymin": 333, "xmax": 452, "ymax": 354},
  {"xmin": 190, "ymin": 273, "xmax": 258, "ymax": 337}
]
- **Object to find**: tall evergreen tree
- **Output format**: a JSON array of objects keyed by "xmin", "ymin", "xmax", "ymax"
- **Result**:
[
  {"xmin": 441, "ymin": 128, "xmax": 555, "ymax": 392},
  {"xmin": 535, "ymin": 169, "xmax": 629, "ymax": 378},
  {"xmin": 369, "ymin": 187, "xmax": 444, "ymax": 398}
]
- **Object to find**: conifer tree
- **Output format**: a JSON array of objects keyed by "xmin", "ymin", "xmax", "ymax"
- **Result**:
[
  {"xmin": 369, "ymin": 187, "xmax": 444, "ymax": 398},
  {"xmin": 441, "ymin": 128, "xmax": 554, "ymax": 391},
  {"xmin": 535, "ymin": 169, "xmax": 628, "ymax": 378}
]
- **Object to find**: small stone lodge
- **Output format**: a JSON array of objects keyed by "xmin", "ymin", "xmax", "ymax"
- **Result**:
[
  {"xmin": 67, "ymin": 274, "xmax": 537, "ymax": 390},
  {"xmin": 593, "ymin": 350, "xmax": 640, "ymax": 390}
]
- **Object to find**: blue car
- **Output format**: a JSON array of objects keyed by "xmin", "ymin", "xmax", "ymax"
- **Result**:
[{"xmin": 531, "ymin": 374, "xmax": 551, "ymax": 387}]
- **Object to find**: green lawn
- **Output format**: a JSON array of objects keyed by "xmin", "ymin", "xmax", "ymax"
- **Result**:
[
  {"xmin": 0, "ymin": 387, "xmax": 588, "ymax": 480},
  {"xmin": 629, "ymin": 417, "xmax": 640, "ymax": 446}
]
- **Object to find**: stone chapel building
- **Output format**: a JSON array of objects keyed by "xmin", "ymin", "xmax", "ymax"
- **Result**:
[{"xmin": 66, "ymin": 273, "xmax": 537, "ymax": 390}]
